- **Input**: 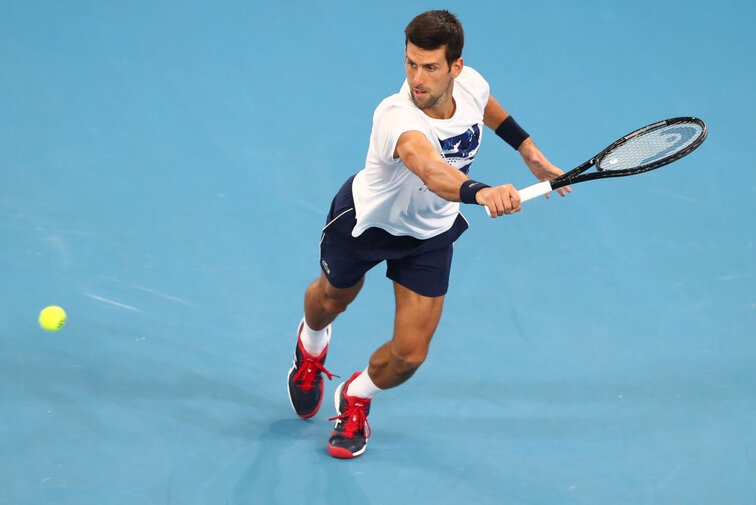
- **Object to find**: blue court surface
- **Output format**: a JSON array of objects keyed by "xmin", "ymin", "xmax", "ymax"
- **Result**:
[{"xmin": 2, "ymin": 1, "xmax": 754, "ymax": 504}]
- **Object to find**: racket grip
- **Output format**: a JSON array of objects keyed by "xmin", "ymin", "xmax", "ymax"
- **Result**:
[
  {"xmin": 483, "ymin": 180, "xmax": 553, "ymax": 217},
  {"xmin": 517, "ymin": 181, "xmax": 553, "ymax": 202}
]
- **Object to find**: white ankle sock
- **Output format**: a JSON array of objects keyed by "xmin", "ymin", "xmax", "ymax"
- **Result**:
[
  {"xmin": 298, "ymin": 317, "xmax": 331, "ymax": 356},
  {"xmin": 346, "ymin": 368, "xmax": 382, "ymax": 399}
]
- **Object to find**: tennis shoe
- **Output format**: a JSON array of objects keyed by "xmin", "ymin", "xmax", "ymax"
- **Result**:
[
  {"xmin": 287, "ymin": 322, "xmax": 334, "ymax": 418},
  {"xmin": 328, "ymin": 372, "xmax": 372, "ymax": 459}
]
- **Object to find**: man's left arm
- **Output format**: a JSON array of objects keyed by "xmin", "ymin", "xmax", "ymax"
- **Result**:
[{"xmin": 483, "ymin": 94, "xmax": 571, "ymax": 198}]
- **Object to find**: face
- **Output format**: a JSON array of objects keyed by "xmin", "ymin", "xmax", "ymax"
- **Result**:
[{"xmin": 405, "ymin": 42, "xmax": 463, "ymax": 115}]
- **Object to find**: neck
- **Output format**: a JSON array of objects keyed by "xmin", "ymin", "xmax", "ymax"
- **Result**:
[{"xmin": 424, "ymin": 81, "xmax": 456, "ymax": 119}]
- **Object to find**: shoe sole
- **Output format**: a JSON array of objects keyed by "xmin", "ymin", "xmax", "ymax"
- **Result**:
[
  {"xmin": 327, "ymin": 381, "xmax": 367, "ymax": 459},
  {"xmin": 328, "ymin": 444, "xmax": 366, "ymax": 459}
]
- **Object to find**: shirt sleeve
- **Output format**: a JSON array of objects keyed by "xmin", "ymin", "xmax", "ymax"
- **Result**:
[
  {"xmin": 372, "ymin": 104, "xmax": 435, "ymax": 164},
  {"xmin": 459, "ymin": 66, "xmax": 490, "ymax": 112}
]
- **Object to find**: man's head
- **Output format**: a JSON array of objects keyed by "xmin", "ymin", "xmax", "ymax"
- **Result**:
[
  {"xmin": 404, "ymin": 10, "xmax": 464, "ymax": 68},
  {"xmin": 404, "ymin": 10, "xmax": 464, "ymax": 115}
]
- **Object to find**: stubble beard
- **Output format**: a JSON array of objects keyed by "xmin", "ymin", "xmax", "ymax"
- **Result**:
[
  {"xmin": 409, "ymin": 89, "xmax": 443, "ymax": 110},
  {"xmin": 409, "ymin": 77, "xmax": 453, "ymax": 111}
]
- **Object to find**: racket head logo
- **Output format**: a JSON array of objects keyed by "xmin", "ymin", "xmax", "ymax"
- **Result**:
[
  {"xmin": 664, "ymin": 132, "xmax": 683, "ymax": 145},
  {"xmin": 638, "ymin": 123, "xmax": 703, "ymax": 166}
]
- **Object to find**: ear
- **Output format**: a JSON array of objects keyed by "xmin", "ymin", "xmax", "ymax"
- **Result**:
[{"xmin": 450, "ymin": 57, "xmax": 464, "ymax": 79}]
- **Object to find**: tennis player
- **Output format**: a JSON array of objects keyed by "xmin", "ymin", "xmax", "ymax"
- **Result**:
[{"xmin": 288, "ymin": 10, "xmax": 570, "ymax": 459}]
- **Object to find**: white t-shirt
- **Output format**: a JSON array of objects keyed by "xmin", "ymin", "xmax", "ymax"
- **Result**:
[{"xmin": 351, "ymin": 66, "xmax": 490, "ymax": 239}]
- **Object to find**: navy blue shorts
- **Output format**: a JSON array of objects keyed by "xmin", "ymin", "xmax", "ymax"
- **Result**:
[{"xmin": 319, "ymin": 175, "xmax": 469, "ymax": 298}]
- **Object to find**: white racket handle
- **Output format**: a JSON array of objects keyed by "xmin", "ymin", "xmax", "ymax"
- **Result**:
[
  {"xmin": 518, "ymin": 180, "xmax": 553, "ymax": 202},
  {"xmin": 483, "ymin": 180, "xmax": 553, "ymax": 216}
]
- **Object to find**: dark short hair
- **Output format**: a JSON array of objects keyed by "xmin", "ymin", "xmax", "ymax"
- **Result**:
[{"xmin": 404, "ymin": 10, "xmax": 464, "ymax": 67}]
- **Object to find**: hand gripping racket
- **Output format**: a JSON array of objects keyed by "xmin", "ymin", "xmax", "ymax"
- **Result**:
[{"xmin": 491, "ymin": 117, "xmax": 707, "ymax": 211}]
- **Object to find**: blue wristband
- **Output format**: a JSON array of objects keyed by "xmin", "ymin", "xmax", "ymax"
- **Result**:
[
  {"xmin": 459, "ymin": 180, "xmax": 490, "ymax": 204},
  {"xmin": 495, "ymin": 116, "xmax": 530, "ymax": 150}
]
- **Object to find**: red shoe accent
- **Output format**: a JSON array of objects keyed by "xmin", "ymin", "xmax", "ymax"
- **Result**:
[
  {"xmin": 328, "ymin": 445, "xmax": 361, "ymax": 459},
  {"xmin": 292, "ymin": 340, "xmax": 335, "ymax": 391},
  {"xmin": 327, "ymin": 372, "xmax": 371, "ymax": 458},
  {"xmin": 328, "ymin": 397, "xmax": 371, "ymax": 438}
]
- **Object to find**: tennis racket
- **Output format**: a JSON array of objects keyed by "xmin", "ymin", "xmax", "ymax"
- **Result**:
[{"xmin": 492, "ymin": 116, "xmax": 708, "ymax": 210}]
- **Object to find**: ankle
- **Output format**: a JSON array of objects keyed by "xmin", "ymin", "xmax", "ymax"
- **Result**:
[
  {"xmin": 345, "ymin": 369, "xmax": 382, "ymax": 399},
  {"xmin": 299, "ymin": 317, "xmax": 331, "ymax": 355}
]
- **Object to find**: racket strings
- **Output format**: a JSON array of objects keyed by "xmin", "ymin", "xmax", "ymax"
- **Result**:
[{"xmin": 597, "ymin": 121, "xmax": 705, "ymax": 172}]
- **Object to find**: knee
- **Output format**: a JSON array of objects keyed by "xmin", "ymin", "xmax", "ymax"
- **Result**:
[
  {"xmin": 308, "ymin": 280, "xmax": 350, "ymax": 315},
  {"xmin": 309, "ymin": 275, "xmax": 362, "ymax": 316},
  {"xmin": 321, "ymin": 292, "xmax": 350, "ymax": 315}
]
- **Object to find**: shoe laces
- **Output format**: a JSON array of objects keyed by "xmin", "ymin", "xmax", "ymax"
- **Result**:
[
  {"xmin": 293, "ymin": 355, "xmax": 335, "ymax": 391},
  {"xmin": 329, "ymin": 398, "xmax": 371, "ymax": 439}
]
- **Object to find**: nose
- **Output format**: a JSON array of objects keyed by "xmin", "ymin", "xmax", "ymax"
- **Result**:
[{"xmin": 410, "ymin": 68, "xmax": 424, "ymax": 87}]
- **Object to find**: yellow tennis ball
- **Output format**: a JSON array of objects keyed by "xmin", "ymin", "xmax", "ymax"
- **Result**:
[{"xmin": 39, "ymin": 306, "xmax": 66, "ymax": 331}]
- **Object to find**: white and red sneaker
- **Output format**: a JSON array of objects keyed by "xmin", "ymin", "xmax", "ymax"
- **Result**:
[
  {"xmin": 328, "ymin": 372, "xmax": 372, "ymax": 459},
  {"xmin": 287, "ymin": 322, "xmax": 334, "ymax": 418}
]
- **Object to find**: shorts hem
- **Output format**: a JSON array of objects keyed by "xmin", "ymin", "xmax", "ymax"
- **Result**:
[{"xmin": 386, "ymin": 271, "xmax": 448, "ymax": 298}]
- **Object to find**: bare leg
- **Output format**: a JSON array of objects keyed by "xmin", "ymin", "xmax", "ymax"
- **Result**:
[
  {"xmin": 304, "ymin": 272, "xmax": 364, "ymax": 331},
  {"xmin": 366, "ymin": 281, "xmax": 445, "ymax": 390}
]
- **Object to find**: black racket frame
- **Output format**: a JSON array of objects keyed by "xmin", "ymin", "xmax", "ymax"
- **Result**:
[{"xmin": 549, "ymin": 117, "xmax": 708, "ymax": 191}]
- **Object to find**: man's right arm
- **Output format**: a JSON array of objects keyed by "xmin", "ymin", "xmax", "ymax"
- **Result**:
[{"xmin": 394, "ymin": 130, "xmax": 521, "ymax": 216}]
